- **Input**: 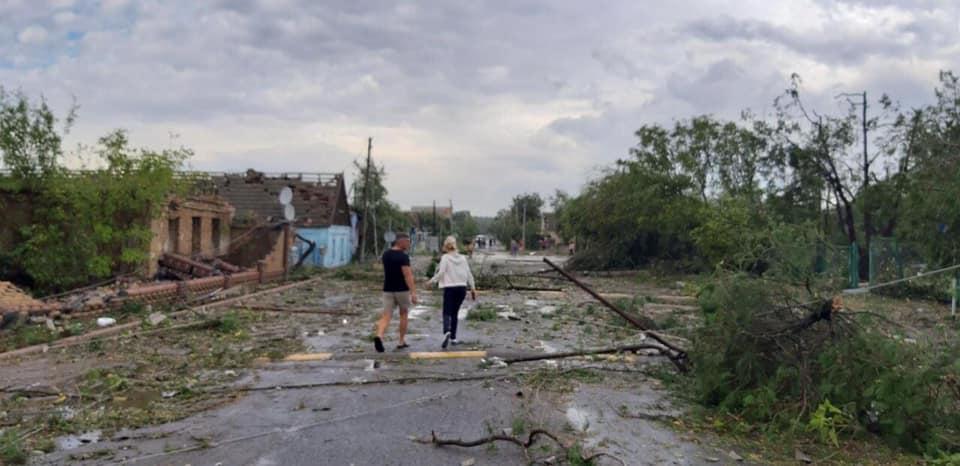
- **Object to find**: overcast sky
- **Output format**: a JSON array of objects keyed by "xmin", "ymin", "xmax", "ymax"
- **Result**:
[{"xmin": 2, "ymin": 0, "xmax": 958, "ymax": 215}]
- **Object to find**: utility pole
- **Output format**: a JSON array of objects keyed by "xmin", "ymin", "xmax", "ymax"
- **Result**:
[
  {"xmin": 522, "ymin": 202, "xmax": 527, "ymax": 251},
  {"xmin": 361, "ymin": 137, "xmax": 372, "ymax": 262},
  {"xmin": 861, "ymin": 91, "xmax": 871, "ymax": 263}
]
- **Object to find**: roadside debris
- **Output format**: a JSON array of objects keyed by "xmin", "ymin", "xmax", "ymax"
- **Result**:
[
  {"xmin": 96, "ymin": 317, "xmax": 116, "ymax": 328},
  {"xmin": 543, "ymin": 257, "xmax": 690, "ymax": 372},
  {"xmin": 147, "ymin": 312, "xmax": 167, "ymax": 326}
]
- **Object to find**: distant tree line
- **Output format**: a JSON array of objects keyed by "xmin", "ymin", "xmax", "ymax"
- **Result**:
[{"xmin": 551, "ymin": 71, "xmax": 960, "ymax": 274}]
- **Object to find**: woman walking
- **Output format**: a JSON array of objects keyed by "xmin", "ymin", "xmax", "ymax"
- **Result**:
[{"xmin": 428, "ymin": 236, "xmax": 477, "ymax": 348}]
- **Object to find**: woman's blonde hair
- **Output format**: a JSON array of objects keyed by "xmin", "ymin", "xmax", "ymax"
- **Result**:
[{"xmin": 442, "ymin": 236, "xmax": 458, "ymax": 253}]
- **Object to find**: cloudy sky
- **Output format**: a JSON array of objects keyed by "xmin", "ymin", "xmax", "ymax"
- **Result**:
[{"xmin": 2, "ymin": 0, "xmax": 958, "ymax": 215}]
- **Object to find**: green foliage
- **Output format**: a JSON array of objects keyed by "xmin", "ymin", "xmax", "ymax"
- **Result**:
[
  {"xmin": 217, "ymin": 311, "xmax": 242, "ymax": 334},
  {"xmin": 693, "ymin": 272, "xmax": 960, "ymax": 456},
  {"xmin": 489, "ymin": 193, "xmax": 545, "ymax": 248},
  {"xmin": 0, "ymin": 428, "xmax": 28, "ymax": 465},
  {"xmin": 0, "ymin": 91, "xmax": 189, "ymax": 292},
  {"xmin": 452, "ymin": 211, "xmax": 480, "ymax": 239},
  {"xmin": 466, "ymin": 305, "xmax": 497, "ymax": 321},
  {"xmin": 807, "ymin": 399, "xmax": 850, "ymax": 447}
]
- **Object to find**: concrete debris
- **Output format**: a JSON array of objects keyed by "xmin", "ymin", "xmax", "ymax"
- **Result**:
[
  {"xmin": 96, "ymin": 317, "xmax": 116, "ymax": 328},
  {"xmin": 162, "ymin": 391, "xmax": 177, "ymax": 399},
  {"xmin": 461, "ymin": 458, "xmax": 476, "ymax": 466},
  {"xmin": 538, "ymin": 305, "xmax": 557, "ymax": 315},
  {"xmin": 794, "ymin": 449, "xmax": 813, "ymax": 463},
  {"xmin": 147, "ymin": 312, "xmax": 167, "ymax": 326},
  {"xmin": 486, "ymin": 357, "xmax": 508, "ymax": 368},
  {"xmin": 497, "ymin": 311, "xmax": 520, "ymax": 321},
  {"xmin": 728, "ymin": 450, "xmax": 744, "ymax": 462},
  {"xmin": 45, "ymin": 318, "xmax": 57, "ymax": 331},
  {"xmin": 537, "ymin": 341, "xmax": 558, "ymax": 354}
]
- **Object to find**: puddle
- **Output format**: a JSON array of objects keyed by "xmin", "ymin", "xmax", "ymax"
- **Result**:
[
  {"xmin": 56, "ymin": 430, "xmax": 102, "ymax": 451},
  {"xmin": 112, "ymin": 389, "xmax": 160, "ymax": 409}
]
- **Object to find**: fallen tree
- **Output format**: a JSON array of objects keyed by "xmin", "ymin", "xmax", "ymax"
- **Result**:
[{"xmin": 694, "ymin": 273, "xmax": 960, "ymax": 457}]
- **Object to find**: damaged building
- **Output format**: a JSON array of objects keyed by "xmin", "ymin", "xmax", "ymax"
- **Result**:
[{"xmin": 210, "ymin": 170, "xmax": 354, "ymax": 269}]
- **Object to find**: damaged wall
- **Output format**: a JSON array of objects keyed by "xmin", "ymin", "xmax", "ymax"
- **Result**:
[{"xmin": 148, "ymin": 196, "xmax": 234, "ymax": 277}]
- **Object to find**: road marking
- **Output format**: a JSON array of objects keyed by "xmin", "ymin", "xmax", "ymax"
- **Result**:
[{"xmin": 283, "ymin": 353, "xmax": 334, "ymax": 362}]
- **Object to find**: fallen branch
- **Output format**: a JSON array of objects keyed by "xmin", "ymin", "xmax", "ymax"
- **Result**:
[
  {"xmin": 542, "ymin": 258, "xmax": 690, "ymax": 372},
  {"xmin": 418, "ymin": 429, "xmax": 623, "ymax": 466},
  {"xmin": 207, "ymin": 373, "xmax": 510, "ymax": 394},
  {"xmin": 502, "ymin": 344, "xmax": 665, "ymax": 364},
  {"xmin": 417, "ymin": 428, "xmax": 563, "ymax": 449}
]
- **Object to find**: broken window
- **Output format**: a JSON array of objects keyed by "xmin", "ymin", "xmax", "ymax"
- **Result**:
[
  {"xmin": 191, "ymin": 216, "xmax": 202, "ymax": 254},
  {"xmin": 167, "ymin": 218, "xmax": 180, "ymax": 253}
]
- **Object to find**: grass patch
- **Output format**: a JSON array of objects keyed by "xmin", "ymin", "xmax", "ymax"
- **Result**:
[
  {"xmin": 0, "ymin": 429, "xmax": 27, "ymax": 465},
  {"xmin": 467, "ymin": 305, "xmax": 498, "ymax": 322},
  {"xmin": 0, "ymin": 309, "xmax": 303, "ymax": 448},
  {"xmin": 512, "ymin": 417, "xmax": 528, "ymax": 436},
  {"xmin": 522, "ymin": 368, "xmax": 604, "ymax": 394}
]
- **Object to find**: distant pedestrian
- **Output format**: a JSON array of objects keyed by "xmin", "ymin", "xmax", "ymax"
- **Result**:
[
  {"xmin": 510, "ymin": 239, "xmax": 518, "ymax": 256},
  {"xmin": 428, "ymin": 236, "xmax": 477, "ymax": 348},
  {"xmin": 375, "ymin": 233, "xmax": 418, "ymax": 353}
]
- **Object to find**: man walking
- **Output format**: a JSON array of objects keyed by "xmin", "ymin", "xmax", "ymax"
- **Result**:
[{"xmin": 375, "ymin": 233, "xmax": 417, "ymax": 352}]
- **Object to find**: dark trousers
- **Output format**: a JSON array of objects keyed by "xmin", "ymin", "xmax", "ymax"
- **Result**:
[{"xmin": 442, "ymin": 286, "xmax": 467, "ymax": 339}]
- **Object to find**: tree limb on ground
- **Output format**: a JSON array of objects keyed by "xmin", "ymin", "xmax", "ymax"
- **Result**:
[
  {"xmin": 502, "ymin": 343, "xmax": 666, "ymax": 364},
  {"xmin": 417, "ymin": 429, "xmax": 624, "ymax": 466},
  {"xmin": 542, "ymin": 258, "xmax": 691, "ymax": 372}
]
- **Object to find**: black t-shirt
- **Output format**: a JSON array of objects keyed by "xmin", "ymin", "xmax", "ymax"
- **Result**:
[{"xmin": 382, "ymin": 249, "xmax": 411, "ymax": 292}]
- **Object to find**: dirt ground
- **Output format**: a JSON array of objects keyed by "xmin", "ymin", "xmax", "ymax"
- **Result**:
[{"xmin": 2, "ymin": 251, "xmax": 944, "ymax": 465}]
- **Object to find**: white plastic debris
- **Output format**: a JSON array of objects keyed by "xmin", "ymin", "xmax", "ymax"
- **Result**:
[
  {"xmin": 96, "ymin": 317, "xmax": 116, "ymax": 328},
  {"xmin": 161, "ymin": 391, "xmax": 177, "ymax": 399},
  {"xmin": 147, "ymin": 313, "xmax": 167, "ymax": 326}
]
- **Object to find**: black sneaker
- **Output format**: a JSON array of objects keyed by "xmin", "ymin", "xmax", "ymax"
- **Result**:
[
  {"xmin": 441, "ymin": 332, "xmax": 451, "ymax": 349},
  {"xmin": 374, "ymin": 336, "xmax": 385, "ymax": 353}
]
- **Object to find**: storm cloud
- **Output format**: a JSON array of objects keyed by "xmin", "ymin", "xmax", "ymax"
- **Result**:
[{"xmin": 1, "ymin": 0, "xmax": 957, "ymax": 214}]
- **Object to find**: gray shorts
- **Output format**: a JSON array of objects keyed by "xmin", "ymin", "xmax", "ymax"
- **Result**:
[{"xmin": 382, "ymin": 291, "xmax": 411, "ymax": 310}]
